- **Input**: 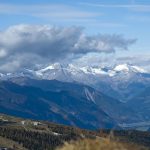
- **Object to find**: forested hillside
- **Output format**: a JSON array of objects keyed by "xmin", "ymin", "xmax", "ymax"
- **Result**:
[{"xmin": 0, "ymin": 114, "xmax": 150, "ymax": 150}]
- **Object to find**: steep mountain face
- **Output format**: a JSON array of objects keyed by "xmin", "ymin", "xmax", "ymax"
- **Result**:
[
  {"xmin": 0, "ymin": 80, "xmax": 117, "ymax": 129},
  {"xmin": 0, "ymin": 64, "xmax": 149, "ymax": 98},
  {"xmin": 7, "ymin": 77, "xmax": 142, "ymax": 123},
  {"xmin": 36, "ymin": 64, "xmax": 146, "ymax": 102},
  {"xmin": 1, "ymin": 63, "xmax": 149, "ymax": 102}
]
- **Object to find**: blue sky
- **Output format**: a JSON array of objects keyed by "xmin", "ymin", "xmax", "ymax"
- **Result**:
[
  {"xmin": 0, "ymin": 0, "xmax": 150, "ymax": 71},
  {"xmin": 0, "ymin": 0, "xmax": 150, "ymax": 53}
]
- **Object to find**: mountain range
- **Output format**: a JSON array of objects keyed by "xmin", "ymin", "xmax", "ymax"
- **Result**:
[{"xmin": 0, "ymin": 63, "xmax": 150, "ymax": 130}]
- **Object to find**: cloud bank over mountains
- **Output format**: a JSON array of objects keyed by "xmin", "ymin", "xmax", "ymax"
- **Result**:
[{"xmin": 0, "ymin": 24, "xmax": 136, "ymax": 72}]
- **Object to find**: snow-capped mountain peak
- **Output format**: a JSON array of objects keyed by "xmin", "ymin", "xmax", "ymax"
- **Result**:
[
  {"xmin": 131, "ymin": 66, "xmax": 147, "ymax": 73},
  {"xmin": 40, "ymin": 65, "xmax": 55, "ymax": 71},
  {"xmin": 33, "ymin": 63, "xmax": 149, "ymax": 79},
  {"xmin": 114, "ymin": 64, "xmax": 129, "ymax": 72},
  {"xmin": 38, "ymin": 63, "xmax": 62, "ymax": 72},
  {"xmin": 35, "ymin": 63, "xmax": 64, "ymax": 77},
  {"xmin": 0, "ymin": 63, "xmax": 149, "ymax": 83},
  {"xmin": 113, "ymin": 64, "xmax": 147, "ymax": 74}
]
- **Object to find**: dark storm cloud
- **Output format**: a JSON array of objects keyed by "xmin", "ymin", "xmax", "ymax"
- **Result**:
[{"xmin": 0, "ymin": 24, "xmax": 136, "ymax": 72}]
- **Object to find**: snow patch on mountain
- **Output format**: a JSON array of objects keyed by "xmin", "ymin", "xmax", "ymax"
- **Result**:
[
  {"xmin": 131, "ymin": 66, "xmax": 147, "ymax": 73},
  {"xmin": 37, "ymin": 63, "xmax": 62, "ymax": 74},
  {"xmin": 113, "ymin": 64, "xmax": 147, "ymax": 74},
  {"xmin": 0, "ymin": 63, "xmax": 149, "ymax": 83},
  {"xmin": 0, "ymin": 73, "xmax": 4, "ymax": 77},
  {"xmin": 84, "ymin": 88, "xmax": 96, "ymax": 103},
  {"xmin": 114, "ymin": 64, "xmax": 129, "ymax": 72}
]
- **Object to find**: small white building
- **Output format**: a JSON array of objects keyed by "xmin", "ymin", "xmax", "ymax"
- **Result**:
[
  {"xmin": 32, "ymin": 121, "xmax": 41, "ymax": 126},
  {"xmin": 21, "ymin": 120, "xmax": 26, "ymax": 125}
]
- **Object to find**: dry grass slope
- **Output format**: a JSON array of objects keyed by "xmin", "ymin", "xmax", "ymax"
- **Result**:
[{"xmin": 57, "ymin": 138, "xmax": 148, "ymax": 150}]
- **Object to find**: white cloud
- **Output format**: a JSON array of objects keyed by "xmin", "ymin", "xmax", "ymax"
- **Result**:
[
  {"xmin": 0, "ymin": 4, "xmax": 100, "ymax": 20},
  {"xmin": 0, "ymin": 48, "xmax": 7, "ymax": 58},
  {"xmin": 116, "ymin": 55, "xmax": 150, "ymax": 71},
  {"xmin": 80, "ymin": 2, "xmax": 150, "ymax": 12},
  {"xmin": 0, "ymin": 3, "xmax": 127, "ymax": 28},
  {"xmin": 0, "ymin": 24, "xmax": 136, "ymax": 72}
]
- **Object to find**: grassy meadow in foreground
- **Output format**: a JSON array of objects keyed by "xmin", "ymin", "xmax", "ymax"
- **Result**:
[{"xmin": 58, "ymin": 138, "xmax": 148, "ymax": 150}]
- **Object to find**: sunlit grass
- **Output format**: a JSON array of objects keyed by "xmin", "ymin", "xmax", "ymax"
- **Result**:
[{"xmin": 57, "ymin": 138, "xmax": 148, "ymax": 150}]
